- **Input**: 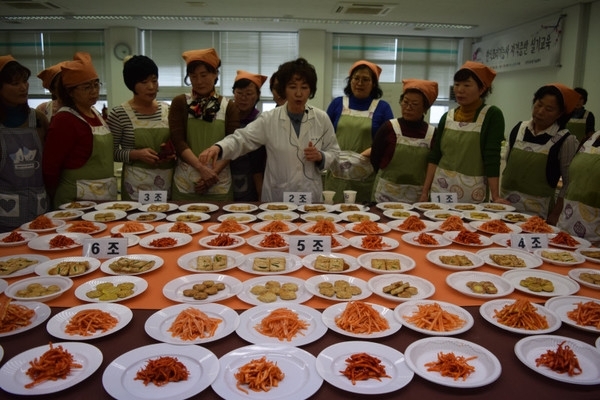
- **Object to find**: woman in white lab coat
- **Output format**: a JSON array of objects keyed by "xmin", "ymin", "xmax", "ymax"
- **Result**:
[{"xmin": 200, "ymin": 58, "xmax": 340, "ymax": 202}]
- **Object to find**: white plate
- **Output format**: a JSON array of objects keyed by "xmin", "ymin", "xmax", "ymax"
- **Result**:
[
  {"xmin": 469, "ymin": 220, "xmax": 522, "ymax": 234},
  {"xmin": 348, "ymin": 235, "xmax": 399, "ymax": 251},
  {"xmin": 345, "ymin": 221, "xmax": 391, "ymax": 235},
  {"xmin": 481, "ymin": 202, "xmax": 516, "ymax": 212},
  {"xmin": 568, "ymin": 267, "xmax": 600, "ymax": 290},
  {"xmin": 81, "ymin": 209, "xmax": 127, "ymax": 222},
  {"xmin": 177, "ymin": 202, "xmax": 218, "ymax": 213},
  {"xmin": 212, "ymin": 344, "xmax": 322, "ymax": 400},
  {"xmin": 251, "ymin": 220, "xmax": 298, "ymax": 234},
  {"xmin": 461, "ymin": 211, "xmax": 500, "ymax": 222},
  {"xmin": 382, "ymin": 209, "xmax": 420, "ymax": 220},
  {"xmin": 316, "ymin": 341, "xmax": 414, "ymax": 394},
  {"xmin": 0, "ymin": 279, "xmax": 6, "ymax": 294},
  {"xmin": 394, "ymin": 300, "xmax": 474, "ymax": 335},
  {"xmin": 490, "ymin": 233, "xmax": 512, "ymax": 247},
  {"xmin": 423, "ymin": 209, "xmax": 463, "ymax": 221},
  {"xmin": 548, "ymin": 233, "xmax": 592, "ymax": 250},
  {"xmin": 237, "ymin": 275, "xmax": 312, "ymax": 306},
  {"xmin": 330, "ymin": 234, "xmax": 351, "ymax": 251},
  {"xmin": 517, "ymin": 220, "xmax": 561, "ymax": 234},
  {"xmin": 332, "ymin": 203, "xmax": 370, "ymax": 212},
  {"xmin": 0, "ymin": 254, "xmax": 50, "ymax": 277},
  {"xmin": 297, "ymin": 203, "xmax": 336, "ymax": 213},
  {"xmin": 99, "ymin": 233, "xmax": 140, "ymax": 247},
  {"xmin": 246, "ymin": 233, "xmax": 289, "ymax": 251},
  {"xmin": 387, "ymin": 218, "xmax": 438, "ymax": 233},
  {"xmin": 207, "ymin": 222, "xmax": 251, "ymax": 235},
  {"xmin": 138, "ymin": 202, "xmax": 179, "ymax": 213},
  {"xmin": 44, "ymin": 210, "xmax": 84, "ymax": 220},
  {"xmin": 110, "ymin": 222, "xmax": 154, "ymax": 235},
  {"xmin": 575, "ymin": 247, "xmax": 600, "ymax": 264},
  {"xmin": 476, "ymin": 247, "xmax": 543, "ymax": 270},
  {"xmin": 448, "ymin": 202, "xmax": 484, "ymax": 212},
  {"xmin": 545, "ymin": 296, "xmax": 600, "ymax": 334},
  {"xmin": 302, "ymin": 252, "xmax": 359, "ymax": 273},
  {"xmin": 338, "ymin": 211, "xmax": 380, "ymax": 222},
  {"xmin": 139, "ymin": 232, "xmax": 192, "ymax": 249},
  {"xmin": 376, "ymin": 201, "xmax": 414, "ymax": 211},
  {"xmin": 0, "ymin": 301, "xmax": 51, "ymax": 338},
  {"xmin": 401, "ymin": 232, "xmax": 452, "ymax": 248},
  {"xmin": 533, "ymin": 248, "xmax": 586, "ymax": 266},
  {"xmin": 238, "ymin": 251, "xmax": 303, "ymax": 275},
  {"xmin": 126, "ymin": 211, "xmax": 167, "ymax": 222},
  {"xmin": 154, "ymin": 222, "xmax": 203, "ymax": 235},
  {"xmin": 299, "ymin": 212, "xmax": 343, "ymax": 223},
  {"xmin": 217, "ymin": 212, "xmax": 257, "ymax": 223},
  {"xmin": 0, "ymin": 231, "xmax": 38, "ymax": 247},
  {"xmin": 144, "ymin": 303, "xmax": 239, "ymax": 344},
  {"xmin": 162, "ymin": 274, "xmax": 243, "ymax": 304},
  {"xmin": 100, "ymin": 254, "xmax": 164, "ymax": 276},
  {"xmin": 46, "ymin": 303, "xmax": 133, "ymax": 340},
  {"xmin": 198, "ymin": 234, "xmax": 245, "ymax": 249},
  {"xmin": 94, "ymin": 201, "xmax": 141, "ymax": 211},
  {"xmin": 404, "ymin": 337, "xmax": 501, "ymax": 388},
  {"xmin": 103, "ymin": 343, "xmax": 218, "ymax": 400},
  {"xmin": 368, "ymin": 274, "xmax": 435, "ymax": 302},
  {"xmin": 177, "ymin": 250, "xmax": 243, "ymax": 273},
  {"xmin": 322, "ymin": 301, "xmax": 401, "ymax": 338},
  {"xmin": 56, "ymin": 221, "xmax": 107, "ymax": 235},
  {"xmin": 74, "ymin": 275, "xmax": 148, "ymax": 303},
  {"xmin": 58, "ymin": 201, "xmax": 97, "ymax": 211},
  {"xmin": 426, "ymin": 249, "xmax": 484, "ymax": 271},
  {"xmin": 514, "ymin": 335, "xmax": 600, "ymax": 385},
  {"xmin": 502, "ymin": 269, "xmax": 580, "ymax": 297},
  {"xmin": 0, "ymin": 342, "xmax": 102, "ymax": 395},
  {"xmin": 221, "ymin": 203, "xmax": 258, "ymax": 213},
  {"xmin": 4, "ymin": 275, "xmax": 72, "ymax": 302},
  {"xmin": 412, "ymin": 202, "xmax": 448, "ymax": 212},
  {"xmin": 304, "ymin": 274, "xmax": 371, "ymax": 301},
  {"xmin": 298, "ymin": 221, "xmax": 345, "ymax": 235},
  {"xmin": 166, "ymin": 211, "xmax": 211, "ymax": 223},
  {"xmin": 442, "ymin": 230, "xmax": 492, "ymax": 247},
  {"xmin": 256, "ymin": 210, "xmax": 300, "ymax": 221},
  {"xmin": 357, "ymin": 252, "xmax": 416, "ymax": 274},
  {"xmin": 236, "ymin": 303, "xmax": 326, "ymax": 346},
  {"xmin": 35, "ymin": 256, "xmax": 101, "ymax": 278},
  {"xmin": 446, "ymin": 271, "xmax": 514, "ymax": 299},
  {"xmin": 20, "ymin": 218, "xmax": 65, "ymax": 232},
  {"xmin": 259, "ymin": 202, "xmax": 298, "ymax": 211},
  {"xmin": 496, "ymin": 211, "xmax": 532, "ymax": 223},
  {"xmin": 479, "ymin": 299, "xmax": 561, "ymax": 334}
]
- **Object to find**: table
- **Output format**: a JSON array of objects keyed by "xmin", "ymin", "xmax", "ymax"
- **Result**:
[{"xmin": 1, "ymin": 202, "xmax": 599, "ymax": 399}]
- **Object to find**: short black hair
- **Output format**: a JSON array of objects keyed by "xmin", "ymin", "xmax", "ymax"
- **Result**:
[
  {"xmin": 123, "ymin": 55, "xmax": 158, "ymax": 93},
  {"xmin": 574, "ymin": 87, "xmax": 588, "ymax": 104}
]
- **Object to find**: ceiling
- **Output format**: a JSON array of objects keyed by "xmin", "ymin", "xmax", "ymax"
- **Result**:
[{"xmin": 0, "ymin": 0, "xmax": 587, "ymax": 38}]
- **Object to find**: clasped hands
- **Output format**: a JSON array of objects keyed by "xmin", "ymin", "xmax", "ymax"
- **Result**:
[{"xmin": 195, "ymin": 146, "xmax": 221, "ymax": 194}]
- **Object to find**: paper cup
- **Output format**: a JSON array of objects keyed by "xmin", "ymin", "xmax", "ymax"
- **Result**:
[
  {"xmin": 322, "ymin": 191, "xmax": 335, "ymax": 204},
  {"xmin": 343, "ymin": 190, "xmax": 357, "ymax": 204}
]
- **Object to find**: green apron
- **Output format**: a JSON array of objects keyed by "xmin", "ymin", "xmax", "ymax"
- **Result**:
[
  {"xmin": 432, "ymin": 106, "xmax": 489, "ymax": 203},
  {"xmin": 172, "ymin": 96, "xmax": 232, "ymax": 202},
  {"xmin": 501, "ymin": 122, "xmax": 567, "ymax": 217},
  {"xmin": 557, "ymin": 131, "xmax": 600, "ymax": 242},
  {"xmin": 120, "ymin": 102, "xmax": 174, "ymax": 201},
  {"xmin": 54, "ymin": 108, "xmax": 117, "ymax": 209},
  {"xmin": 566, "ymin": 110, "xmax": 588, "ymax": 143},
  {"xmin": 324, "ymin": 96, "xmax": 377, "ymax": 203},
  {"xmin": 372, "ymin": 119, "xmax": 434, "ymax": 203}
]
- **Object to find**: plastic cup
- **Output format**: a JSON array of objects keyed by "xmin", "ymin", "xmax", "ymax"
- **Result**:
[
  {"xmin": 322, "ymin": 191, "xmax": 335, "ymax": 205},
  {"xmin": 343, "ymin": 190, "xmax": 357, "ymax": 204}
]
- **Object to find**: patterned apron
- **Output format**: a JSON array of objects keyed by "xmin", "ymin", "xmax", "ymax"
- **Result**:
[
  {"xmin": 0, "ymin": 110, "xmax": 47, "ymax": 232},
  {"xmin": 373, "ymin": 119, "xmax": 434, "ymax": 203},
  {"xmin": 500, "ymin": 122, "xmax": 568, "ymax": 217},
  {"xmin": 431, "ymin": 106, "xmax": 490, "ymax": 203},
  {"xmin": 172, "ymin": 96, "xmax": 232, "ymax": 202},
  {"xmin": 324, "ymin": 96, "xmax": 377, "ymax": 204},
  {"xmin": 54, "ymin": 108, "xmax": 117, "ymax": 208},
  {"xmin": 120, "ymin": 102, "xmax": 173, "ymax": 201}
]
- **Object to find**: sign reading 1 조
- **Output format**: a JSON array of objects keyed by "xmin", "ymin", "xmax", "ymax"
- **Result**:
[
  {"xmin": 283, "ymin": 192, "xmax": 312, "ymax": 205},
  {"xmin": 430, "ymin": 192, "xmax": 458, "ymax": 204},
  {"xmin": 288, "ymin": 235, "xmax": 331, "ymax": 256},
  {"xmin": 82, "ymin": 238, "xmax": 128, "ymax": 258},
  {"xmin": 139, "ymin": 190, "xmax": 167, "ymax": 204}
]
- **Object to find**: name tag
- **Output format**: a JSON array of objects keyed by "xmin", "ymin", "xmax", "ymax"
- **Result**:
[
  {"xmin": 82, "ymin": 238, "xmax": 128, "ymax": 258},
  {"xmin": 283, "ymin": 192, "xmax": 312, "ymax": 205},
  {"xmin": 509, "ymin": 233, "xmax": 549, "ymax": 252},
  {"xmin": 139, "ymin": 190, "xmax": 167, "ymax": 204},
  {"xmin": 430, "ymin": 192, "xmax": 458, "ymax": 204},
  {"xmin": 288, "ymin": 235, "xmax": 331, "ymax": 256}
]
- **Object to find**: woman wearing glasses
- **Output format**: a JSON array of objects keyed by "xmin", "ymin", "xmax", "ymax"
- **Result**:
[
  {"xmin": 324, "ymin": 60, "xmax": 394, "ymax": 204},
  {"xmin": 43, "ymin": 52, "xmax": 117, "ymax": 209}
]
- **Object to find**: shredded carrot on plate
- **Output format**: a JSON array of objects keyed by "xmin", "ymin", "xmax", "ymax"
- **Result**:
[
  {"xmin": 535, "ymin": 341, "xmax": 582, "ymax": 376},
  {"xmin": 493, "ymin": 299, "xmax": 549, "ymax": 330},
  {"xmin": 398, "ymin": 216, "xmax": 426, "ymax": 232},
  {"xmin": 235, "ymin": 356, "xmax": 284, "ymax": 394},
  {"xmin": 64, "ymin": 309, "xmax": 118, "ymax": 336},
  {"xmin": 403, "ymin": 302, "xmax": 465, "ymax": 332},
  {"xmin": 340, "ymin": 352, "xmax": 391, "ymax": 385},
  {"xmin": 335, "ymin": 301, "xmax": 389, "ymax": 334},
  {"xmin": 135, "ymin": 356, "xmax": 190, "ymax": 386},
  {"xmin": 25, "ymin": 343, "xmax": 83, "ymax": 388},
  {"xmin": 255, "ymin": 307, "xmax": 309, "ymax": 341},
  {"xmin": 425, "ymin": 351, "xmax": 477, "ymax": 381},
  {"xmin": 566, "ymin": 301, "xmax": 600, "ymax": 329},
  {"xmin": 167, "ymin": 307, "xmax": 222, "ymax": 340}
]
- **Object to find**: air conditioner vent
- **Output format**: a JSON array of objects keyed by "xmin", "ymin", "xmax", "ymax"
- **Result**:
[{"xmin": 334, "ymin": 2, "xmax": 394, "ymax": 16}]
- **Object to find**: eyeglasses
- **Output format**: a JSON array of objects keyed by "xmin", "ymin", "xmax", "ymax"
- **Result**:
[
  {"xmin": 400, "ymin": 99, "xmax": 422, "ymax": 109},
  {"xmin": 233, "ymin": 90, "xmax": 257, "ymax": 99},
  {"xmin": 76, "ymin": 80, "xmax": 102, "ymax": 93},
  {"xmin": 351, "ymin": 76, "xmax": 372, "ymax": 84}
]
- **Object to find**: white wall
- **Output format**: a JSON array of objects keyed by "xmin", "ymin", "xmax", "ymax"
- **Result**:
[{"xmin": 581, "ymin": 1, "xmax": 600, "ymax": 126}]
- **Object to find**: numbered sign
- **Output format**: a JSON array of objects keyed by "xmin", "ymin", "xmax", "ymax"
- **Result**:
[
  {"xmin": 509, "ymin": 233, "xmax": 549, "ymax": 252},
  {"xmin": 283, "ymin": 192, "xmax": 312, "ymax": 205},
  {"xmin": 430, "ymin": 192, "xmax": 458, "ymax": 204},
  {"xmin": 288, "ymin": 235, "xmax": 331, "ymax": 256},
  {"xmin": 82, "ymin": 238, "xmax": 128, "ymax": 258},
  {"xmin": 139, "ymin": 190, "xmax": 167, "ymax": 204}
]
